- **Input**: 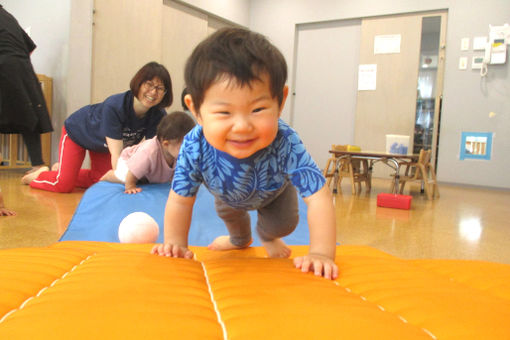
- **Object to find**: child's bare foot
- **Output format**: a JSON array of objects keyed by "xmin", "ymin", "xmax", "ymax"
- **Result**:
[
  {"xmin": 208, "ymin": 235, "xmax": 252, "ymax": 251},
  {"xmin": 261, "ymin": 238, "xmax": 291, "ymax": 258}
]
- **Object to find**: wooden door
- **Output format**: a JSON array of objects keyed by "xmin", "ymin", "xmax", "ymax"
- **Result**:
[
  {"xmin": 91, "ymin": 0, "xmax": 162, "ymax": 104},
  {"xmin": 292, "ymin": 19, "xmax": 361, "ymax": 170},
  {"xmin": 355, "ymin": 11, "xmax": 446, "ymax": 178},
  {"xmin": 161, "ymin": 0, "xmax": 208, "ymax": 113}
]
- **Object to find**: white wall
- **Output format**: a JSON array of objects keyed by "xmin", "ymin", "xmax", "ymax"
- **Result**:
[
  {"xmin": 177, "ymin": 0, "xmax": 250, "ymax": 27},
  {"xmin": 249, "ymin": 0, "xmax": 510, "ymax": 189},
  {"xmin": 5, "ymin": 0, "xmax": 508, "ymax": 188}
]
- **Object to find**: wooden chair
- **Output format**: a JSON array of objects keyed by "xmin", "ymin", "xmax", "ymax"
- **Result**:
[
  {"xmin": 323, "ymin": 145, "xmax": 371, "ymax": 195},
  {"xmin": 395, "ymin": 149, "xmax": 439, "ymax": 199}
]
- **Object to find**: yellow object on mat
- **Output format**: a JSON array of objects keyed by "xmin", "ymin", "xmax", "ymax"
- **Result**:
[{"xmin": 1, "ymin": 241, "xmax": 509, "ymax": 339}]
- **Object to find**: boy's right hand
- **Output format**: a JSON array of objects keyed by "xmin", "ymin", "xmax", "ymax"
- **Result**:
[{"xmin": 151, "ymin": 243, "xmax": 194, "ymax": 259}]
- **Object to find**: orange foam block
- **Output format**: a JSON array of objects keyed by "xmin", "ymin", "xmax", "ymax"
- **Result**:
[{"xmin": 1, "ymin": 241, "xmax": 510, "ymax": 339}]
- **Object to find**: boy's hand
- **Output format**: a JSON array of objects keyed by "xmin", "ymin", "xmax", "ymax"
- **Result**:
[
  {"xmin": 151, "ymin": 243, "xmax": 194, "ymax": 259},
  {"xmin": 293, "ymin": 253, "xmax": 339, "ymax": 280}
]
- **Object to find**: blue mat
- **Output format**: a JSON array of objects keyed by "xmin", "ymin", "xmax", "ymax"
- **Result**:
[{"xmin": 61, "ymin": 181, "xmax": 310, "ymax": 246}]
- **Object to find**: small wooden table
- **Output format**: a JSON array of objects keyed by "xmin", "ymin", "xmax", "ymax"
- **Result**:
[{"xmin": 328, "ymin": 150, "xmax": 419, "ymax": 194}]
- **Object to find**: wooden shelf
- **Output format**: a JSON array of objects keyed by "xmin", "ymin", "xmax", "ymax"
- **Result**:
[{"xmin": 0, "ymin": 74, "xmax": 52, "ymax": 169}]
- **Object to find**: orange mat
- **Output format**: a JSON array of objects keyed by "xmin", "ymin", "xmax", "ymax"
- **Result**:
[{"xmin": 1, "ymin": 241, "xmax": 509, "ymax": 339}]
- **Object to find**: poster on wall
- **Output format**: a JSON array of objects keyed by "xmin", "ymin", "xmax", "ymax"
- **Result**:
[
  {"xmin": 358, "ymin": 64, "xmax": 377, "ymax": 91},
  {"xmin": 374, "ymin": 34, "xmax": 401, "ymax": 54}
]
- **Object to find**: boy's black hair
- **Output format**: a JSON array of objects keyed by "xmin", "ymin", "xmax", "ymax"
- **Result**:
[
  {"xmin": 184, "ymin": 27, "xmax": 287, "ymax": 113},
  {"xmin": 156, "ymin": 111, "xmax": 196, "ymax": 142},
  {"xmin": 130, "ymin": 61, "xmax": 173, "ymax": 108}
]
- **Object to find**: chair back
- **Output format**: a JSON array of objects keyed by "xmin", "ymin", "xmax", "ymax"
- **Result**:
[
  {"xmin": 411, "ymin": 149, "xmax": 431, "ymax": 180},
  {"xmin": 332, "ymin": 144, "xmax": 348, "ymax": 152},
  {"xmin": 417, "ymin": 149, "xmax": 431, "ymax": 165}
]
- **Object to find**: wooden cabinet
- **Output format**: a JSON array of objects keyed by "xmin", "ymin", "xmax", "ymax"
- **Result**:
[{"xmin": 0, "ymin": 74, "xmax": 52, "ymax": 169}]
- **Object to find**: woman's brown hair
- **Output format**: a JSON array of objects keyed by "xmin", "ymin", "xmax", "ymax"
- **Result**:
[{"xmin": 130, "ymin": 62, "xmax": 173, "ymax": 108}]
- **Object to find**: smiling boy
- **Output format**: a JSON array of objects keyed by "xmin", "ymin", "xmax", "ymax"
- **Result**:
[{"xmin": 152, "ymin": 28, "xmax": 338, "ymax": 279}]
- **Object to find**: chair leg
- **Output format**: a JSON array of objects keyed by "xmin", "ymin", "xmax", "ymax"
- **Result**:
[
  {"xmin": 362, "ymin": 160, "xmax": 371, "ymax": 192},
  {"xmin": 399, "ymin": 179, "xmax": 406, "ymax": 194},
  {"xmin": 389, "ymin": 178, "xmax": 396, "ymax": 193},
  {"xmin": 336, "ymin": 173, "xmax": 346, "ymax": 195},
  {"xmin": 348, "ymin": 163, "xmax": 357, "ymax": 195},
  {"xmin": 418, "ymin": 165, "xmax": 432, "ymax": 200},
  {"xmin": 429, "ymin": 166, "xmax": 440, "ymax": 199},
  {"xmin": 325, "ymin": 175, "xmax": 333, "ymax": 188},
  {"xmin": 423, "ymin": 181, "xmax": 432, "ymax": 200}
]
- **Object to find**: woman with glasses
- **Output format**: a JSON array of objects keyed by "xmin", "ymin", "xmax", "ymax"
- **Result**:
[{"xmin": 23, "ymin": 61, "xmax": 173, "ymax": 193}]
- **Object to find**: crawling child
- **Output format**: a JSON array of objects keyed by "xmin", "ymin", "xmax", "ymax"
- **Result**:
[
  {"xmin": 152, "ymin": 28, "xmax": 338, "ymax": 280},
  {"xmin": 100, "ymin": 111, "xmax": 195, "ymax": 193}
]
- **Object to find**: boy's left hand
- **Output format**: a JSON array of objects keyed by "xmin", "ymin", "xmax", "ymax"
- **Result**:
[{"xmin": 293, "ymin": 253, "xmax": 339, "ymax": 280}]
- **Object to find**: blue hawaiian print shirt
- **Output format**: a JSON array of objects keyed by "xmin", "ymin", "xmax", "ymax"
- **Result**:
[{"xmin": 172, "ymin": 119, "xmax": 325, "ymax": 209}]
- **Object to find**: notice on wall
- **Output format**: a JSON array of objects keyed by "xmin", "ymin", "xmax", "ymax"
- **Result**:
[
  {"xmin": 374, "ymin": 34, "xmax": 401, "ymax": 54},
  {"xmin": 358, "ymin": 64, "xmax": 377, "ymax": 91}
]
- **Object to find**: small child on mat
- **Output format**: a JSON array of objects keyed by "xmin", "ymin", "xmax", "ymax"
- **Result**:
[
  {"xmin": 152, "ymin": 28, "xmax": 338, "ymax": 280},
  {"xmin": 100, "ymin": 111, "xmax": 195, "ymax": 194}
]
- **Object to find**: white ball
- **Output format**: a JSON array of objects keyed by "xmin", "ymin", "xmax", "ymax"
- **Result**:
[{"xmin": 118, "ymin": 212, "xmax": 159, "ymax": 243}]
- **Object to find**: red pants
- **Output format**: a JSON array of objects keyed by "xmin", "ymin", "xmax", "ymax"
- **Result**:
[{"xmin": 30, "ymin": 126, "xmax": 111, "ymax": 193}]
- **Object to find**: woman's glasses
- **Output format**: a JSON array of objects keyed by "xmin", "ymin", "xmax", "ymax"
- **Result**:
[{"xmin": 143, "ymin": 81, "xmax": 166, "ymax": 95}]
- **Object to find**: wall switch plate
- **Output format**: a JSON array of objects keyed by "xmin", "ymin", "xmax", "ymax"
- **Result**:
[
  {"xmin": 473, "ymin": 36, "xmax": 488, "ymax": 50},
  {"xmin": 461, "ymin": 37, "xmax": 470, "ymax": 50},
  {"xmin": 459, "ymin": 57, "xmax": 468, "ymax": 70},
  {"xmin": 472, "ymin": 56, "xmax": 484, "ymax": 69}
]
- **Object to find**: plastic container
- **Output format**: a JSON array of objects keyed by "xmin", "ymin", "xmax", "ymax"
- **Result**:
[{"xmin": 386, "ymin": 135, "xmax": 410, "ymax": 154}]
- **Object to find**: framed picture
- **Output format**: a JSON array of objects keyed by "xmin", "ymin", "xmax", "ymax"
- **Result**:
[{"xmin": 460, "ymin": 132, "xmax": 493, "ymax": 160}]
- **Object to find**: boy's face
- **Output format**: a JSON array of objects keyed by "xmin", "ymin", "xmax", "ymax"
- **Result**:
[{"xmin": 186, "ymin": 74, "xmax": 288, "ymax": 159}]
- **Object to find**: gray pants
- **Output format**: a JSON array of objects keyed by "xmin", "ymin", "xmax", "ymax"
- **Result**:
[{"xmin": 214, "ymin": 183, "xmax": 299, "ymax": 247}]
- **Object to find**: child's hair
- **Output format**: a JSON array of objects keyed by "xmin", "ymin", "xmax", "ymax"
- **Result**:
[
  {"xmin": 156, "ymin": 111, "xmax": 196, "ymax": 143},
  {"xmin": 130, "ymin": 61, "xmax": 173, "ymax": 108},
  {"xmin": 184, "ymin": 27, "xmax": 287, "ymax": 113}
]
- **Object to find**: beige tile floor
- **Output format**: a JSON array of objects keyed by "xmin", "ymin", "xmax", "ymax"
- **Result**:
[{"xmin": 1, "ymin": 169, "xmax": 509, "ymax": 264}]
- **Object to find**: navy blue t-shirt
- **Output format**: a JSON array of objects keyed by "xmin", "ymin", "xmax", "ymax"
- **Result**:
[{"xmin": 64, "ymin": 91, "xmax": 165, "ymax": 152}]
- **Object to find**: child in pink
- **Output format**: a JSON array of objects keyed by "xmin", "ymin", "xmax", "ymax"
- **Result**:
[{"xmin": 100, "ymin": 111, "xmax": 195, "ymax": 193}]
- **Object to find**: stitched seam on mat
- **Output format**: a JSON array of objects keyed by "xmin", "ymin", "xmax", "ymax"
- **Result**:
[
  {"xmin": 0, "ymin": 253, "xmax": 96, "ymax": 324},
  {"xmin": 201, "ymin": 261, "xmax": 228, "ymax": 340},
  {"xmin": 334, "ymin": 281, "xmax": 437, "ymax": 340}
]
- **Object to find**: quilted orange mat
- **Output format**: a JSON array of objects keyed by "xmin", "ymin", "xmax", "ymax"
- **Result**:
[{"xmin": 1, "ymin": 241, "xmax": 509, "ymax": 339}]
